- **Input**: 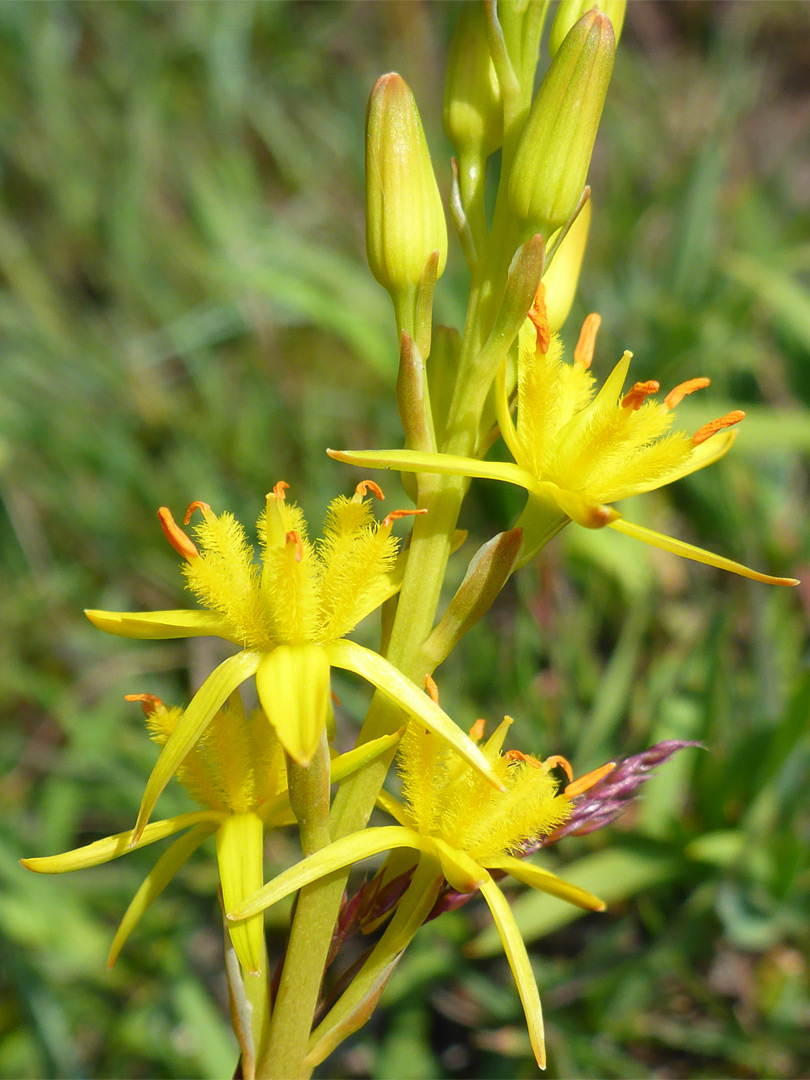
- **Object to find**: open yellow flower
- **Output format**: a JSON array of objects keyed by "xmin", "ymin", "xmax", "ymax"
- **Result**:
[
  {"xmin": 228, "ymin": 681, "xmax": 612, "ymax": 1069},
  {"xmin": 21, "ymin": 692, "xmax": 403, "ymax": 976},
  {"xmin": 86, "ymin": 483, "xmax": 501, "ymax": 841},
  {"xmin": 329, "ymin": 295, "xmax": 798, "ymax": 586}
]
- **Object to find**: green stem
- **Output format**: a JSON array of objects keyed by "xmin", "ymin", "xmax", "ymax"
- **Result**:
[{"xmin": 257, "ymin": 734, "xmax": 332, "ymax": 1079}]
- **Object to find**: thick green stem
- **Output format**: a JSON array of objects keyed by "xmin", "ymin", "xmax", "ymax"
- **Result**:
[{"xmin": 258, "ymin": 734, "xmax": 332, "ymax": 1079}]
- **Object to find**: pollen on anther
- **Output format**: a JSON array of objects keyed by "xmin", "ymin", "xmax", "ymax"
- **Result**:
[
  {"xmin": 469, "ymin": 718, "xmax": 486, "ymax": 743},
  {"xmin": 621, "ymin": 380, "xmax": 660, "ymax": 411},
  {"xmin": 564, "ymin": 761, "xmax": 616, "ymax": 798},
  {"xmin": 125, "ymin": 693, "xmax": 163, "ymax": 716},
  {"xmin": 424, "ymin": 674, "xmax": 439, "ymax": 705},
  {"xmin": 528, "ymin": 282, "xmax": 551, "ymax": 354},
  {"xmin": 183, "ymin": 500, "xmax": 212, "ymax": 525},
  {"xmin": 692, "ymin": 410, "xmax": 745, "ymax": 446},
  {"xmin": 157, "ymin": 507, "xmax": 199, "ymax": 560},
  {"xmin": 272, "ymin": 481, "xmax": 290, "ymax": 501},
  {"xmin": 663, "ymin": 376, "xmax": 710, "ymax": 412},
  {"xmin": 504, "ymin": 749, "xmax": 542, "ymax": 769},
  {"xmin": 574, "ymin": 313, "xmax": 601, "ymax": 369},
  {"xmin": 543, "ymin": 754, "xmax": 574, "ymax": 782},
  {"xmin": 382, "ymin": 508, "xmax": 428, "ymax": 528},
  {"xmin": 285, "ymin": 530, "xmax": 304, "ymax": 562},
  {"xmin": 355, "ymin": 480, "xmax": 385, "ymax": 501}
]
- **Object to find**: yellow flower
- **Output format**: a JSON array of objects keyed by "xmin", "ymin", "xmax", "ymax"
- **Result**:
[
  {"xmin": 21, "ymin": 692, "xmax": 403, "ymax": 979},
  {"xmin": 328, "ymin": 298, "xmax": 798, "ymax": 586},
  {"xmin": 86, "ymin": 482, "xmax": 501, "ymax": 842},
  {"xmin": 227, "ymin": 681, "xmax": 612, "ymax": 1069}
]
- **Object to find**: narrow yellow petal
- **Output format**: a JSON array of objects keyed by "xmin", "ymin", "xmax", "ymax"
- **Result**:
[
  {"xmin": 108, "ymin": 822, "xmax": 217, "ymax": 966},
  {"xmin": 327, "ymin": 447, "xmax": 537, "ymax": 493},
  {"xmin": 325, "ymin": 639, "xmax": 505, "ymax": 790},
  {"xmin": 330, "ymin": 729, "xmax": 405, "ymax": 784},
  {"xmin": 486, "ymin": 854, "xmax": 606, "ymax": 912},
  {"xmin": 375, "ymin": 789, "xmax": 410, "ymax": 826},
  {"xmin": 216, "ymin": 813, "xmax": 267, "ymax": 976},
  {"xmin": 85, "ymin": 609, "xmax": 237, "ymax": 641},
  {"xmin": 256, "ymin": 645, "xmax": 330, "ymax": 766},
  {"xmin": 133, "ymin": 650, "xmax": 262, "ymax": 841},
  {"xmin": 478, "ymin": 874, "xmax": 546, "ymax": 1069},
  {"xmin": 21, "ymin": 811, "xmax": 223, "ymax": 874},
  {"xmin": 608, "ymin": 518, "xmax": 799, "ymax": 586},
  {"xmin": 432, "ymin": 839, "xmax": 487, "ymax": 893},
  {"xmin": 227, "ymin": 826, "xmax": 423, "ymax": 921}
]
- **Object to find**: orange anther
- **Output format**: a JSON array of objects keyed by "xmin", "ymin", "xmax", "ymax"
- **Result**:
[
  {"xmin": 272, "ymin": 481, "xmax": 290, "ymax": 501},
  {"xmin": 125, "ymin": 693, "xmax": 163, "ymax": 716},
  {"xmin": 382, "ymin": 508, "xmax": 428, "ymax": 528},
  {"xmin": 574, "ymin": 313, "xmax": 601, "ymax": 369},
  {"xmin": 564, "ymin": 761, "xmax": 616, "ymax": 798},
  {"xmin": 157, "ymin": 507, "xmax": 199, "ymax": 560},
  {"xmin": 663, "ymin": 376, "xmax": 710, "ymax": 412},
  {"xmin": 621, "ymin": 380, "xmax": 660, "ymax": 410},
  {"xmin": 285, "ymin": 530, "xmax": 304, "ymax": 562},
  {"xmin": 469, "ymin": 718, "xmax": 486, "ymax": 743},
  {"xmin": 543, "ymin": 754, "xmax": 574, "ymax": 782},
  {"xmin": 424, "ymin": 674, "xmax": 439, "ymax": 705},
  {"xmin": 183, "ymin": 500, "xmax": 212, "ymax": 525},
  {"xmin": 504, "ymin": 749, "xmax": 542, "ymax": 769},
  {"xmin": 354, "ymin": 480, "xmax": 385, "ymax": 501},
  {"xmin": 692, "ymin": 410, "xmax": 745, "ymax": 446},
  {"xmin": 528, "ymin": 282, "xmax": 551, "ymax": 354}
]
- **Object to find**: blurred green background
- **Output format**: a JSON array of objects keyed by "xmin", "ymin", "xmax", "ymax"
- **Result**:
[{"xmin": 1, "ymin": 2, "xmax": 809, "ymax": 1077}]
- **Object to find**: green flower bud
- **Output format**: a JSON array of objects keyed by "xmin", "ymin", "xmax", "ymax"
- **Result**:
[
  {"xmin": 543, "ymin": 199, "xmax": 591, "ymax": 332},
  {"xmin": 549, "ymin": 1, "xmax": 626, "ymax": 59},
  {"xmin": 443, "ymin": 3, "xmax": 503, "ymax": 160},
  {"xmin": 507, "ymin": 10, "xmax": 615, "ymax": 237},
  {"xmin": 366, "ymin": 73, "xmax": 448, "ymax": 294}
]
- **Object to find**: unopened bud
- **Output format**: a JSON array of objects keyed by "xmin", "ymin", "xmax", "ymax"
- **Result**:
[
  {"xmin": 366, "ymin": 73, "xmax": 448, "ymax": 294},
  {"xmin": 507, "ymin": 10, "xmax": 615, "ymax": 237},
  {"xmin": 443, "ymin": 3, "xmax": 503, "ymax": 160},
  {"xmin": 549, "ymin": 1, "xmax": 626, "ymax": 59},
  {"xmin": 542, "ymin": 199, "xmax": 591, "ymax": 332}
]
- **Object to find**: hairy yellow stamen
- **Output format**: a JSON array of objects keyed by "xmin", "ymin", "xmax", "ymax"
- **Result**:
[
  {"xmin": 621, "ymin": 380, "xmax": 660, "ymax": 411},
  {"xmin": 157, "ymin": 507, "xmax": 198, "ymax": 560},
  {"xmin": 564, "ymin": 761, "xmax": 616, "ymax": 798},
  {"xmin": 574, "ymin": 312, "xmax": 601, "ymax": 369},
  {"xmin": 528, "ymin": 282, "xmax": 551, "ymax": 354},
  {"xmin": 663, "ymin": 376, "xmax": 710, "ymax": 412},
  {"xmin": 692, "ymin": 410, "xmax": 745, "ymax": 446}
]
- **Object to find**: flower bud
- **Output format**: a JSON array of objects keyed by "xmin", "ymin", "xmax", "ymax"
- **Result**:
[
  {"xmin": 549, "ymin": 1, "xmax": 626, "ymax": 58},
  {"xmin": 542, "ymin": 199, "xmax": 591, "ymax": 332},
  {"xmin": 507, "ymin": 10, "xmax": 615, "ymax": 237},
  {"xmin": 366, "ymin": 73, "xmax": 448, "ymax": 294},
  {"xmin": 443, "ymin": 3, "xmax": 503, "ymax": 160}
]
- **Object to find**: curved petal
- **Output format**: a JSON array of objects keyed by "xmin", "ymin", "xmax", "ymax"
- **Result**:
[
  {"xmin": 256, "ymin": 645, "xmax": 330, "ymax": 765},
  {"xmin": 607, "ymin": 428, "xmax": 738, "ymax": 502},
  {"xmin": 108, "ymin": 821, "xmax": 217, "ymax": 966},
  {"xmin": 608, "ymin": 518, "xmax": 799, "ymax": 586},
  {"xmin": 486, "ymin": 854, "xmax": 606, "ymax": 912},
  {"xmin": 325, "ymin": 639, "xmax": 504, "ymax": 790},
  {"xmin": 227, "ymin": 826, "xmax": 424, "ymax": 921},
  {"xmin": 216, "ymin": 812, "xmax": 267, "ymax": 976},
  {"xmin": 21, "ymin": 811, "xmax": 224, "ymax": 874},
  {"xmin": 133, "ymin": 650, "xmax": 262, "ymax": 841},
  {"xmin": 432, "ymin": 839, "xmax": 487, "ymax": 893},
  {"xmin": 327, "ymin": 447, "xmax": 536, "ymax": 493},
  {"xmin": 477, "ymin": 873, "xmax": 546, "ymax": 1069},
  {"xmin": 84, "ymin": 608, "xmax": 237, "ymax": 641}
]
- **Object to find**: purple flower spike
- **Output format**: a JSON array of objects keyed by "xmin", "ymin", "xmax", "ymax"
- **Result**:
[{"xmin": 531, "ymin": 739, "xmax": 703, "ymax": 851}]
